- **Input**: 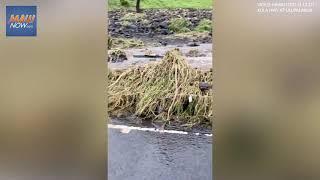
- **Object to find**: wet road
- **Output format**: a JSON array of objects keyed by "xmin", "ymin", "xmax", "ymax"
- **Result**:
[{"xmin": 108, "ymin": 125, "xmax": 213, "ymax": 180}]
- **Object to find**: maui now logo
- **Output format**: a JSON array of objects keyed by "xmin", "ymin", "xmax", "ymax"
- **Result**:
[
  {"xmin": 6, "ymin": 6, "xmax": 37, "ymax": 36},
  {"xmin": 8, "ymin": 14, "xmax": 36, "ymax": 29}
]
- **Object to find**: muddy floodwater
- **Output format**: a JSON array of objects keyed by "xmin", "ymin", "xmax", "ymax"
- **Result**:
[{"xmin": 108, "ymin": 43, "xmax": 213, "ymax": 71}]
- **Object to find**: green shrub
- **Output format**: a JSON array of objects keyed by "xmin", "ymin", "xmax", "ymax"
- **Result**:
[
  {"xmin": 195, "ymin": 19, "xmax": 212, "ymax": 32},
  {"xmin": 120, "ymin": 0, "xmax": 130, "ymax": 7},
  {"xmin": 168, "ymin": 18, "xmax": 191, "ymax": 33}
]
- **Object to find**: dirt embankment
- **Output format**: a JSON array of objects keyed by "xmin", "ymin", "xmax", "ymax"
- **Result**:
[{"xmin": 108, "ymin": 9, "xmax": 212, "ymax": 39}]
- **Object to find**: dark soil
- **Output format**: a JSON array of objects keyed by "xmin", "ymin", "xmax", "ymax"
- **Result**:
[{"xmin": 108, "ymin": 9, "xmax": 212, "ymax": 43}]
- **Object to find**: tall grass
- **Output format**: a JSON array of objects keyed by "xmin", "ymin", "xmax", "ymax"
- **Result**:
[{"xmin": 108, "ymin": 0, "xmax": 213, "ymax": 10}]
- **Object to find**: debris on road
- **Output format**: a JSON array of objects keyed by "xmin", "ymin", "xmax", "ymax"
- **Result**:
[
  {"xmin": 108, "ymin": 49, "xmax": 128, "ymax": 63},
  {"xmin": 108, "ymin": 48, "xmax": 213, "ymax": 128}
]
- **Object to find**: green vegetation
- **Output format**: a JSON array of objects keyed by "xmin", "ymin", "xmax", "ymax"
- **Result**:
[
  {"xmin": 121, "ymin": 12, "xmax": 146, "ymax": 22},
  {"xmin": 108, "ymin": 49, "xmax": 213, "ymax": 128},
  {"xmin": 120, "ymin": 12, "xmax": 148, "ymax": 26},
  {"xmin": 109, "ymin": 0, "xmax": 213, "ymax": 10},
  {"xmin": 168, "ymin": 18, "xmax": 191, "ymax": 33},
  {"xmin": 195, "ymin": 19, "xmax": 212, "ymax": 32},
  {"xmin": 168, "ymin": 18, "xmax": 212, "ymax": 34},
  {"xmin": 120, "ymin": 0, "xmax": 130, "ymax": 7}
]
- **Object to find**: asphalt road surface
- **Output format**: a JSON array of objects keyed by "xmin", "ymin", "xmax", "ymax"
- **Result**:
[{"xmin": 108, "ymin": 124, "xmax": 213, "ymax": 180}]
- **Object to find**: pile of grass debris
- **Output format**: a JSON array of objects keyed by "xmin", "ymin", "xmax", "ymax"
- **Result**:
[
  {"xmin": 108, "ymin": 49, "xmax": 213, "ymax": 128},
  {"xmin": 108, "ymin": 38, "xmax": 144, "ymax": 49},
  {"xmin": 108, "ymin": 49, "xmax": 128, "ymax": 63}
]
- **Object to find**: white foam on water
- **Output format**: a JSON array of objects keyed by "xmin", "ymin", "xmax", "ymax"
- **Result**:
[{"xmin": 108, "ymin": 124, "xmax": 212, "ymax": 137}]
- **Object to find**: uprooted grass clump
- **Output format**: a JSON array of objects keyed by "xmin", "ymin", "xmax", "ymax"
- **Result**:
[
  {"xmin": 168, "ymin": 18, "xmax": 191, "ymax": 33},
  {"xmin": 121, "ymin": 12, "xmax": 146, "ymax": 21},
  {"xmin": 174, "ymin": 31, "xmax": 210, "ymax": 40},
  {"xmin": 108, "ymin": 49, "xmax": 128, "ymax": 63},
  {"xmin": 195, "ymin": 19, "xmax": 213, "ymax": 32},
  {"xmin": 186, "ymin": 49, "xmax": 206, "ymax": 57},
  {"xmin": 108, "ymin": 38, "xmax": 144, "ymax": 49},
  {"xmin": 108, "ymin": 49, "xmax": 213, "ymax": 128},
  {"xmin": 119, "ymin": 12, "xmax": 149, "ymax": 29}
]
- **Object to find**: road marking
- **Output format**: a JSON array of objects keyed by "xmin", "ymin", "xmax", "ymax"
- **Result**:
[{"xmin": 108, "ymin": 124, "xmax": 213, "ymax": 137}]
